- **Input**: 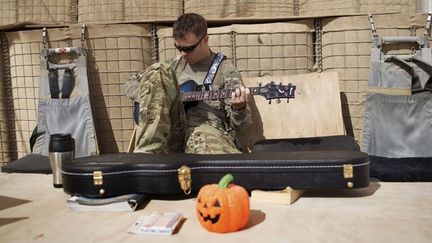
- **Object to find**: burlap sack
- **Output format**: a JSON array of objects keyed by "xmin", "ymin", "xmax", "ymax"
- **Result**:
[
  {"xmin": 78, "ymin": 0, "xmax": 181, "ymax": 24},
  {"xmin": 1, "ymin": 0, "xmax": 74, "ymax": 26},
  {"xmin": 0, "ymin": 0, "xmax": 17, "ymax": 26},
  {"xmin": 299, "ymin": 0, "xmax": 359, "ymax": 16},
  {"xmin": 299, "ymin": 0, "xmax": 417, "ymax": 16},
  {"xmin": 17, "ymin": 0, "xmax": 73, "ymax": 24},
  {"xmin": 184, "ymin": 0, "xmax": 295, "ymax": 18},
  {"xmin": 360, "ymin": 0, "xmax": 417, "ymax": 14}
]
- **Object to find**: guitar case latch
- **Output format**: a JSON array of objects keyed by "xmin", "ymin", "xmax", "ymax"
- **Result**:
[{"xmin": 178, "ymin": 165, "xmax": 191, "ymax": 195}]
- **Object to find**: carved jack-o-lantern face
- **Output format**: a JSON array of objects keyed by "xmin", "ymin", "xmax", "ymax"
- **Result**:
[{"xmin": 196, "ymin": 174, "xmax": 250, "ymax": 233}]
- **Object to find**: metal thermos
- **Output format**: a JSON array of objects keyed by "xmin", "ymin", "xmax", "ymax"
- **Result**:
[{"xmin": 49, "ymin": 134, "xmax": 75, "ymax": 188}]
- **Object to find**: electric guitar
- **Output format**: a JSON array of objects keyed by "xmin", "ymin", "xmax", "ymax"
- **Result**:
[{"xmin": 179, "ymin": 80, "xmax": 296, "ymax": 104}]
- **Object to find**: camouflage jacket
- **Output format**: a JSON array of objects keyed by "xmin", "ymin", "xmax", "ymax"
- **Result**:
[{"xmin": 124, "ymin": 52, "xmax": 252, "ymax": 137}]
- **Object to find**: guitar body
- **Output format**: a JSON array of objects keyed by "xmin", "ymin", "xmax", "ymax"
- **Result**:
[
  {"xmin": 179, "ymin": 80, "xmax": 202, "ymax": 110},
  {"xmin": 179, "ymin": 79, "xmax": 202, "ymax": 93}
]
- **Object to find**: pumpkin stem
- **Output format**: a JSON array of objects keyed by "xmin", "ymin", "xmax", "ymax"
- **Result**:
[{"xmin": 218, "ymin": 174, "xmax": 234, "ymax": 189}]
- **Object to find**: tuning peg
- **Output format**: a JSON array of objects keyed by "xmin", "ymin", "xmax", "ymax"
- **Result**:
[
  {"xmin": 277, "ymin": 98, "xmax": 281, "ymax": 104},
  {"xmin": 268, "ymin": 100, "xmax": 271, "ymax": 104}
]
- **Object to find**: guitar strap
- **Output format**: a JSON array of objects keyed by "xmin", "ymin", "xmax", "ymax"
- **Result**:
[{"xmin": 203, "ymin": 52, "xmax": 225, "ymax": 91}]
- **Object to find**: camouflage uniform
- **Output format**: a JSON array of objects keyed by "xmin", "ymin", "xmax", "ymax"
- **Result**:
[{"xmin": 132, "ymin": 52, "xmax": 251, "ymax": 154}]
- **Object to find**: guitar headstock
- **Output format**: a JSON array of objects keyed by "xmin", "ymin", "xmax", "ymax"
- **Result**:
[{"xmin": 253, "ymin": 81, "xmax": 296, "ymax": 104}]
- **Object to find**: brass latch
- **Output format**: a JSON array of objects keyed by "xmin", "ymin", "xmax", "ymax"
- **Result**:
[
  {"xmin": 93, "ymin": 171, "xmax": 103, "ymax": 185},
  {"xmin": 343, "ymin": 164, "xmax": 353, "ymax": 178},
  {"xmin": 178, "ymin": 165, "xmax": 191, "ymax": 195}
]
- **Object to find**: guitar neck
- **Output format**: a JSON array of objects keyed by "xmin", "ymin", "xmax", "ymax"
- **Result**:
[{"xmin": 180, "ymin": 87, "xmax": 260, "ymax": 102}]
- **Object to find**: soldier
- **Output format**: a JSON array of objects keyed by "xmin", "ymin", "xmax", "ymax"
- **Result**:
[{"xmin": 129, "ymin": 13, "xmax": 251, "ymax": 154}]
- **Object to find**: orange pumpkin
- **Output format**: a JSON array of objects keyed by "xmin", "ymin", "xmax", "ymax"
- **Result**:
[{"xmin": 195, "ymin": 174, "xmax": 250, "ymax": 233}]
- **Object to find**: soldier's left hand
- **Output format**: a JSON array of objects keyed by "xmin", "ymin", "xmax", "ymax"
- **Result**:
[{"xmin": 231, "ymin": 86, "xmax": 251, "ymax": 110}]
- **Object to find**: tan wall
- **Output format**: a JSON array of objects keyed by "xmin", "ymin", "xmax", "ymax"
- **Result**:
[
  {"xmin": 0, "ymin": 0, "xmax": 420, "ymax": 27},
  {"xmin": 6, "ymin": 29, "xmax": 47, "ymax": 158},
  {"xmin": 299, "ymin": 0, "xmax": 417, "ymax": 16},
  {"xmin": 1, "ymin": 0, "xmax": 73, "ymax": 26},
  {"xmin": 360, "ymin": 0, "xmax": 417, "ymax": 14},
  {"xmin": 298, "ymin": 0, "xmax": 359, "ymax": 16},
  {"xmin": 158, "ymin": 20, "xmax": 315, "ymax": 77},
  {"xmin": 157, "ymin": 25, "xmax": 235, "ymax": 62},
  {"xmin": 17, "ymin": 0, "xmax": 73, "ymax": 24},
  {"xmin": 73, "ymin": 24, "xmax": 153, "ymax": 153},
  {"xmin": 78, "ymin": 0, "xmax": 181, "ymax": 24},
  {"xmin": 0, "ymin": 0, "xmax": 17, "ymax": 26},
  {"xmin": 184, "ymin": 0, "xmax": 296, "ymax": 18}
]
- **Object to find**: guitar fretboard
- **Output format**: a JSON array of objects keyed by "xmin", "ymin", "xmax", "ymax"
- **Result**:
[{"xmin": 180, "ymin": 87, "xmax": 262, "ymax": 102}]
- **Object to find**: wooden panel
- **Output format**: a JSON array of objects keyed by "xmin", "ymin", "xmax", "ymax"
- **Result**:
[{"xmin": 238, "ymin": 71, "xmax": 346, "ymax": 151}]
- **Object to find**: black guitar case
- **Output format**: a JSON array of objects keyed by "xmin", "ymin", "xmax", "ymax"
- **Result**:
[{"xmin": 62, "ymin": 136, "xmax": 369, "ymax": 198}]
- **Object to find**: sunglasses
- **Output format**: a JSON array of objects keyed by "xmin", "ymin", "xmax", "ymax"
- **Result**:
[{"xmin": 174, "ymin": 35, "xmax": 206, "ymax": 53}]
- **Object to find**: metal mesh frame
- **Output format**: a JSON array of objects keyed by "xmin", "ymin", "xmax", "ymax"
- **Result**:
[
  {"xmin": 82, "ymin": 27, "xmax": 152, "ymax": 153},
  {"xmin": 0, "ymin": 33, "xmax": 15, "ymax": 165}
]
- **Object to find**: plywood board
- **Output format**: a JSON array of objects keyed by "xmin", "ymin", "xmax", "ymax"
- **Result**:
[{"xmin": 238, "ymin": 71, "xmax": 346, "ymax": 151}]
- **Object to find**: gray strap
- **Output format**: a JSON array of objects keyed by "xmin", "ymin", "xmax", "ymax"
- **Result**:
[
  {"xmin": 48, "ymin": 69, "xmax": 60, "ymax": 98},
  {"xmin": 61, "ymin": 69, "xmax": 74, "ymax": 99},
  {"xmin": 411, "ymin": 56, "xmax": 432, "ymax": 92},
  {"xmin": 385, "ymin": 56, "xmax": 422, "ymax": 93},
  {"xmin": 203, "ymin": 52, "xmax": 225, "ymax": 91}
]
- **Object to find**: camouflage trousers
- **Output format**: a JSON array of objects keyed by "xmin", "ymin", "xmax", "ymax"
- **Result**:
[{"xmin": 134, "ymin": 62, "xmax": 240, "ymax": 154}]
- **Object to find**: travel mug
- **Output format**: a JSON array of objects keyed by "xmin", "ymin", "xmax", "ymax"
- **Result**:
[{"xmin": 49, "ymin": 133, "xmax": 75, "ymax": 188}]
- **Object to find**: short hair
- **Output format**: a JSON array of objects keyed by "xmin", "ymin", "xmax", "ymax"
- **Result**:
[{"xmin": 173, "ymin": 13, "xmax": 207, "ymax": 39}]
